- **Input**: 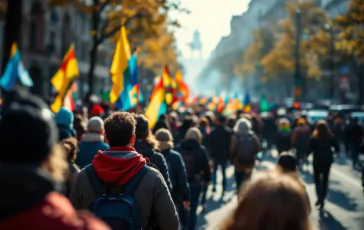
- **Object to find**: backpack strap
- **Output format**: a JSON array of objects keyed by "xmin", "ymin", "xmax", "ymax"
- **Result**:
[
  {"xmin": 124, "ymin": 166, "xmax": 148, "ymax": 196},
  {"xmin": 86, "ymin": 165, "xmax": 105, "ymax": 196}
]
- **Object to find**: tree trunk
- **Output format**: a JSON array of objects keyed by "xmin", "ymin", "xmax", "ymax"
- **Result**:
[
  {"xmin": 1, "ymin": 0, "xmax": 22, "ymax": 75},
  {"xmin": 85, "ymin": 6, "xmax": 99, "ymax": 102}
]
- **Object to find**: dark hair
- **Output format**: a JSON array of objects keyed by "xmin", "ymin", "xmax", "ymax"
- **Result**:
[
  {"xmin": 104, "ymin": 112, "xmax": 135, "ymax": 146},
  {"xmin": 61, "ymin": 138, "xmax": 78, "ymax": 163},
  {"xmin": 313, "ymin": 120, "xmax": 333, "ymax": 141},
  {"xmin": 277, "ymin": 152, "xmax": 297, "ymax": 172},
  {"xmin": 133, "ymin": 114, "xmax": 150, "ymax": 139},
  {"xmin": 218, "ymin": 115, "xmax": 227, "ymax": 124},
  {"xmin": 199, "ymin": 117, "xmax": 210, "ymax": 128}
]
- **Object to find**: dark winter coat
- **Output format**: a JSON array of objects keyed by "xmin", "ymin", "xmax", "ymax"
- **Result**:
[
  {"xmin": 0, "ymin": 165, "xmax": 109, "ymax": 230},
  {"xmin": 208, "ymin": 125, "xmax": 233, "ymax": 164},
  {"xmin": 76, "ymin": 133, "xmax": 109, "ymax": 169},
  {"xmin": 309, "ymin": 137, "xmax": 339, "ymax": 166},
  {"xmin": 178, "ymin": 139, "xmax": 211, "ymax": 183},
  {"xmin": 134, "ymin": 139, "xmax": 172, "ymax": 191},
  {"xmin": 161, "ymin": 149, "xmax": 190, "ymax": 203},
  {"xmin": 276, "ymin": 131, "xmax": 292, "ymax": 153}
]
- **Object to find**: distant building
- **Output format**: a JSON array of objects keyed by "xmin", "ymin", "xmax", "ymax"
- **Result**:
[{"xmin": 0, "ymin": 0, "xmax": 111, "ymax": 100}]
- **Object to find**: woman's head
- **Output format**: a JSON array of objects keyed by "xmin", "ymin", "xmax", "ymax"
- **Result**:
[
  {"xmin": 233, "ymin": 117, "xmax": 252, "ymax": 134},
  {"xmin": 155, "ymin": 128, "xmax": 174, "ymax": 151},
  {"xmin": 313, "ymin": 120, "xmax": 333, "ymax": 141},
  {"xmin": 61, "ymin": 138, "xmax": 79, "ymax": 163},
  {"xmin": 185, "ymin": 127, "xmax": 203, "ymax": 143},
  {"xmin": 223, "ymin": 173, "xmax": 311, "ymax": 230},
  {"xmin": 199, "ymin": 117, "xmax": 210, "ymax": 128},
  {"xmin": 277, "ymin": 152, "xmax": 297, "ymax": 173},
  {"xmin": 297, "ymin": 118, "xmax": 306, "ymax": 126},
  {"xmin": 133, "ymin": 113, "xmax": 159, "ymax": 150}
]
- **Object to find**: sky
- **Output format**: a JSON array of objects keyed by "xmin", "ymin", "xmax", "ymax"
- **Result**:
[{"xmin": 172, "ymin": 0, "xmax": 251, "ymax": 59}]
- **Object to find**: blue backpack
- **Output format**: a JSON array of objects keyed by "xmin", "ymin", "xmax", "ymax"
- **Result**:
[{"xmin": 86, "ymin": 165, "xmax": 148, "ymax": 230}]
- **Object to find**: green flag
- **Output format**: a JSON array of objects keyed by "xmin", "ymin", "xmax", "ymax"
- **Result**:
[{"xmin": 260, "ymin": 95, "xmax": 269, "ymax": 112}]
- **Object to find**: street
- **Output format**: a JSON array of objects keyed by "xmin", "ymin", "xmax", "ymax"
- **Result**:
[{"xmin": 197, "ymin": 151, "xmax": 364, "ymax": 230}]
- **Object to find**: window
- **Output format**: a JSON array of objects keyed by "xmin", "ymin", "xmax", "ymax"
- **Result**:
[
  {"xmin": 30, "ymin": 2, "xmax": 45, "ymax": 51},
  {"xmin": 47, "ymin": 31, "xmax": 56, "ymax": 53},
  {"xmin": 50, "ymin": 10, "xmax": 58, "ymax": 23}
]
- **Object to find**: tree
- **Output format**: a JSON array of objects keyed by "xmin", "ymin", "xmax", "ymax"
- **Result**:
[
  {"xmin": 334, "ymin": 0, "xmax": 364, "ymax": 103},
  {"xmin": 50, "ymin": 0, "xmax": 183, "ymax": 98}
]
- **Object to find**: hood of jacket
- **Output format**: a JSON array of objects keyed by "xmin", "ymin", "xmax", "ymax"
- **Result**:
[
  {"xmin": 180, "ymin": 138, "xmax": 200, "ymax": 151},
  {"xmin": 81, "ymin": 132, "xmax": 104, "ymax": 143},
  {"xmin": 54, "ymin": 108, "xmax": 74, "ymax": 129},
  {"xmin": 92, "ymin": 146, "xmax": 146, "ymax": 185},
  {"xmin": 0, "ymin": 165, "xmax": 61, "ymax": 220}
]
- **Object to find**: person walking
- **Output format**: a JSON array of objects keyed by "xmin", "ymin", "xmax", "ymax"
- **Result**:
[
  {"xmin": 69, "ymin": 112, "xmax": 179, "ymax": 230},
  {"xmin": 0, "ymin": 89, "xmax": 109, "ymax": 230},
  {"xmin": 291, "ymin": 118, "xmax": 311, "ymax": 169},
  {"xmin": 74, "ymin": 114, "xmax": 87, "ymax": 141},
  {"xmin": 309, "ymin": 120, "xmax": 339, "ymax": 210},
  {"xmin": 155, "ymin": 128, "xmax": 190, "ymax": 228},
  {"xmin": 276, "ymin": 118, "xmax": 292, "ymax": 155},
  {"xmin": 61, "ymin": 137, "xmax": 80, "ymax": 195},
  {"xmin": 208, "ymin": 115, "xmax": 233, "ymax": 194},
  {"xmin": 229, "ymin": 118, "xmax": 261, "ymax": 193},
  {"xmin": 178, "ymin": 127, "xmax": 211, "ymax": 230},
  {"xmin": 346, "ymin": 117, "xmax": 363, "ymax": 168},
  {"xmin": 76, "ymin": 117, "xmax": 109, "ymax": 169},
  {"xmin": 54, "ymin": 107, "xmax": 76, "ymax": 141},
  {"xmin": 133, "ymin": 114, "xmax": 172, "ymax": 191},
  {"xmin": 222, "ymin": 174, "xmax": 311, "ymax": 230}
]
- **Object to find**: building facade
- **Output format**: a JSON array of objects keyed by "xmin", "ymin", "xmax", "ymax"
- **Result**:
[{"xmin": 0, "ymin": 0, "xmax": 111, "ymax": 101}]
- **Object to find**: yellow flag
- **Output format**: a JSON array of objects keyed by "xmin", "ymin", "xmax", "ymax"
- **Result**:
[{"xmin": 109, "ymin": 26, "xmax": 131, "ymax": 103}]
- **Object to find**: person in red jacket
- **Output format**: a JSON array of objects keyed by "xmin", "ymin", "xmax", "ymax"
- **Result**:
[{"xmin": 0, "ymin": 89, "xmax": 109, "ymax": 230}]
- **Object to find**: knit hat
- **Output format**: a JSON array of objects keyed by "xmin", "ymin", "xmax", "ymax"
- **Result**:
[
  {"xmin": 155, "ymin": 128, "xmax": 174, "ymax": 150},
  {"xmin": 0, "ymin": 89, "xmax": 58, "ymax": 164},
  {"xmin": 54, "ymin": 107, "xmax": 74, "ymax": 129},
  {"xmin": 87, "ymin": 116, "xmax": 104, "ymax": 133},
  {"xmin": 134, "ymin": 114, "xmax": 150, "ymax": 139},
  {"xmin": 91, "ymin": 105, "xmax": 105, "ymax": 116}
]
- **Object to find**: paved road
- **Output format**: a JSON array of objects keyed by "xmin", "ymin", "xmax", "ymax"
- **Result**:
[{"xmin": 196, "ymin": 152, "xmax": 364, "ymax": 230}]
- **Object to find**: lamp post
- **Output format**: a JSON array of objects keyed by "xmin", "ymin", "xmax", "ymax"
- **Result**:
[
  {"xmin": 294, "ymin": 9, "xmax": 302, "ymax": 101},
  {"xmin": 324, "ymin": 23, "xmax": 335, "ymax": 99}
]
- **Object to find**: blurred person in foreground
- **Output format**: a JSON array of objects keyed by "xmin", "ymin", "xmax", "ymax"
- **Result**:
[
  {"xmin": 222, "ymin": 173, "xmax": 312, "ymax": 230},
  {"xmin": 309, "ymin": 120, "xmax": 339, "ymax": 210},
  {"xmin": 276, "ymin": 152, "xmax": 311, "ymax": 213},
  {"xmin": 155, "ymin": 128, "xmax": 190, "ymax": 227},
  {"xmin": 178, "ymin": 127, "xmax": 211, "ymax": 230},
  {"xmin": 230, "ymin": 118, "xmax": 261, "ymax": 193},
  {"xmin": 208, "ymin": 115, "xmax": 233, "ymax": 194},
  {"xmin": 0, "ymin": 90, "xmax": 109, "ymax": 230},
  {"xmin": 69, "ymin": 112, "xmax": 179, "ymax": 229},
  {"xmin": 133, "ymin": 114, "xmax": 172, "ymax": 191},
  {"xmin": 276, "ymin": 118, "xmax": 292, "ymax": 155},
  {"xmin": 61, "ymin": 137, "xmax": 80, "ymax": 195},
  {"xmin": 76, "ymin": 117, "xmax": 109, "ymax": 169},
  {"xmin": 55, "ymin": 107, "xmax": 76, "ymax": 141},
  {"xmin": 291, "ymin": 118, "xmax": 311, "ymax": 170}
]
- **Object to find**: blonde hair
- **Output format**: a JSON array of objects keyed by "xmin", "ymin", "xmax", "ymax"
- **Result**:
[
  {"xmin": 223, "ymin": 173, "xmax": 311, "ymax": 230},
  {"xmin": 185, "ymin": 127, "xmax": 203, "ymax": 144},
  {"xmin": 41, "ymin": 143, "xmax": 69, "ymax": 182}
]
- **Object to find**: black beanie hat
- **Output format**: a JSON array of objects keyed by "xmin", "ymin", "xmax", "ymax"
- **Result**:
[
  {"xmin": 0, "ymin": 89, "xmax": 59, "ymax": 164},
  {"xmin": 277, "ymin": 152, "xmax": 297, "ymax": 172}
]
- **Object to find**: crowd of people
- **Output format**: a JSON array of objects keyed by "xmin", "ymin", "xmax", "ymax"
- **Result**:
[{"xmin": 0, "ymin": 89, "xmax": 363, "ymax": 230}]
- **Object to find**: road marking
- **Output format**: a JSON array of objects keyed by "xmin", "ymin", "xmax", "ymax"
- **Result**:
[{"xmin": 330, "ymin": 167, "xmax": 362, "ymax": 190}]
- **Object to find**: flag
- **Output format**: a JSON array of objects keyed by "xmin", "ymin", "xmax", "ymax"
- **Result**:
[
  {"xmin": 145, "ymin": 77, "xmax": 167, "ymax": 128},
  {"xmin": 175, "ymin": 71, "xmax": 189, "ymax": 101},
  {"xmin": 0, "ymin": 43, "xmax": 33, "ymax": 91},
  {"xmin": 51, "ymin": 44, "xmax": 79, "ymax": 113},
  {"xmin": 162, "ymin": 66, "xmax": 178, "ymax": 105},
  {"xmin": 243, "ymin": 93, "xmax": 251, "ymax": 113},
  {"xmin": 63, "ymin": 82, "xmax": 77, "ymax": 112},
  {"xmin": 260, "ymin": 95, "xmax": 269, "ymax": 112},
  {"xmin": 109, "ymin": 26, "xmax": 136, "ymax": 110}
]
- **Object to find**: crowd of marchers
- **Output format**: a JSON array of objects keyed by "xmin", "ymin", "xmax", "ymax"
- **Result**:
[{"xmin": 0, "ymin": 89, "xmax": 363, "ymax": 230}]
